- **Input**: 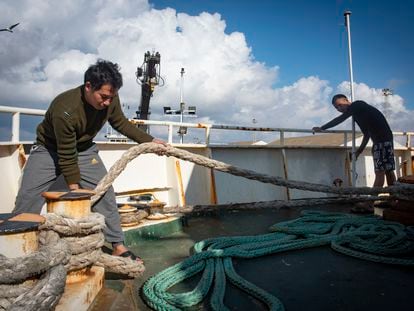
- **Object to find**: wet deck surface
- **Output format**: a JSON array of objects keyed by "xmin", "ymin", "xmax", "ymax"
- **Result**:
[{"xmin": 90, "ymin": 205, "xmax": 414, "ymax": 311}]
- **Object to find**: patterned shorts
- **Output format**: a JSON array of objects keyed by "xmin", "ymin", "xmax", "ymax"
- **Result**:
[{"xmin": 372, "ymin": 141, "xmax": 395, "ymax": 171}]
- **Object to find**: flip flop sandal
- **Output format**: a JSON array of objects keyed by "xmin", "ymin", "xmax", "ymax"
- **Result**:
[
  {"xmin": 351, "ymin": 205, "xmax": 374, "ymax": 214},
  {"xmin": 119, "ymin": 250, "xmax": 144, "ymax": 264}
]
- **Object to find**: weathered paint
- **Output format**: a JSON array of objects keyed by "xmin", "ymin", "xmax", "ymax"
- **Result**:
[
  {"xmin": 55, "ymin": 266, "xmax": 105, "ymax": 311},
  {"xmin": 344, "ymin": 152, "xmax": 352, "ymax": 186},
  {"xmin": 46, "ymin": 199, "xmax": 91, "ymax": 219},
  {"xmin": 209, "ymin": 169, "xmax": 218, "ymax": 205},
  {"xmin": 65, "ymin": 267, "xmax": 91, "ymax": 284},
  {"xmin": 281, "ymin": 148, "xmax": 291, "ymax": 200},
  {"xmin": 175, "ymin": 160, "xmax": 186, "ymax": 207},
  {"xmin": 205, "ymin": 148, "xmax": 217, "ymax": 205},
  {"xmin": 0, "ymin": 230, "xmax": 39, "ymax": 258},
  {"xmin": 170, "ymin": 147, "xmax": 213, "ymax": 206},
  {"xmin": 43, "ymin": 192, "xmax": 104, "ymax": 310},
  {"xmin": 196, "ymin": 123, "xmax": 209, "ymax": 128},
  {"xmin": 0, "ymin": 213, "xmax": 44, "ymax": 258},
  {"xmin": 0, "ymin": 213, "xmax": 44, "ymax": 288},
  {"xmin": 44, "ymin": 192, "xmax": 93, "ymax": 284}
]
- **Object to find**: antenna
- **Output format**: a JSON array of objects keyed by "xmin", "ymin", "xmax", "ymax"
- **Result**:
[
  {"xmin": 163, "ymin": 68, "xmax": 198, "ymax": 144},
  {"xmin": 344, "ymin": 10, "xmax": 357, "ymax": 186}
]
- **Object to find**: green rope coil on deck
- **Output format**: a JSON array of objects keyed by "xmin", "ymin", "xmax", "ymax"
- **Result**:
[{"xmin": 142, "ymin": 211, "xmax": 414, "ymax": 310}]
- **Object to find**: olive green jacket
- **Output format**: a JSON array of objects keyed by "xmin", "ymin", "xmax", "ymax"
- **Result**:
[{"xmin": 36, "ymin": 85, "xmax": 153, "ymax": 184}]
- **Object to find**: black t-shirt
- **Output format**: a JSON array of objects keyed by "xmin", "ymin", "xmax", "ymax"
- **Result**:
[{"xmin": 321, "ymin": 100, "xmax": 393, "ymax": 143}]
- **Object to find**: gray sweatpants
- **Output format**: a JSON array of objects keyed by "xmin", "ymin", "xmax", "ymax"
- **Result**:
[{"xmin": 13, "ymin": 144, "xmax": 124, "ymax": 243}]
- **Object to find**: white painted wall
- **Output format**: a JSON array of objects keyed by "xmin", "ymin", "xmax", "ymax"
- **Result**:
[
  {"xmin": 174, "ymin": 147, "xmax": 213, "ymax": 206},
  {"xmin": 0, "ymin": 143, "xmax": 411, "ymax": 213},
  {"xmin": 211, "ymin": 148, "xmax": 287, "ymax": 203},
  {"xmin": 282, "ymin": 148, "xmax": 348, "ymax": 199},
  {"xmin": 0, "ymin": 144, "xmax": 23, "ymax": 213},
  {"xmin": 98, "ymin": 144, "xmax": 213, "ymax": 207},
  {"xmin": 98, "ymin": 143, "xmax": 171, "ymax": 205}
]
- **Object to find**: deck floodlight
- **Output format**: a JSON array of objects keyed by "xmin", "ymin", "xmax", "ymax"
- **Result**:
[
  {"xmin": 178, "ymin": 126, "xmax": 187, "ymax": 135},
  {"xmin": 188, "ymin": 106, "xmax": 196, "ymax": 115}
]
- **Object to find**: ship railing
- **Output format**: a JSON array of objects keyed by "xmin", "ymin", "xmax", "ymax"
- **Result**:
[
  {"xmin": 129, "ymin": 119, "xmax": 413, "ymax": 149},
  {"xmin": 0, "ymin": 105, "xmax": 412, "ymax": 148},
  {"xmin": 0, "ymin": 105, "xmax": 45, "ymax": 143}
]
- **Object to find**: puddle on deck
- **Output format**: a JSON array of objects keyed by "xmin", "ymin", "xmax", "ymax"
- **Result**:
[{"xmin": 90, "ymin": 205, "xmax": 414, "ymax": 311}]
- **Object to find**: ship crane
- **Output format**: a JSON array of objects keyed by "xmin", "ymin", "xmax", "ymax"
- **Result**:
[{"xmin": 135, "ymin": 51, "xmax": 164, "ymax": 132}]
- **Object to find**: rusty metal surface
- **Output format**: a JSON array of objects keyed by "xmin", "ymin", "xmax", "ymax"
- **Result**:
[
  {"xmin": 209, "ymin": 169, "xmax": 218, "ymax": 205},
  {"xmin": 45, "ymin": 192, "xmax": 92, "ymax": 284},
  {"xmin": 55, "ymin": 266, "xmax": 105, "ymax": 311},
  {"xmin": 0, "ymin": 230, "xmax": 39, "ymax": 258},
  {"xmin": 174, "ymin": 160, "xmax": 186, "ymax": 206},
  {"xmin": 47, "ymin": 199, "xmax": 91, "ymax": 219},
  {"xmin": 65, "ymin": 267, "xmax": 91, "ymax": 284},
  {"xmin": 399, "ymin": 175, "xmax": 414, "ymax": 184},
  {"xmin": 42, "ymin": 190, "xmax": 95, "ymax": 201}
]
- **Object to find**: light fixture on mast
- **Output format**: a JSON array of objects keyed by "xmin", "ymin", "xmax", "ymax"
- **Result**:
[{"xmin": 163, "ymin": 68, "xmax": 197, "ymax": 144}]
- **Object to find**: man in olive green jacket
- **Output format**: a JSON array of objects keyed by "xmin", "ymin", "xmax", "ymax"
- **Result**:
[{"xmin": 14, "ymin": 60, "xmax": 166, "ymax": 261}]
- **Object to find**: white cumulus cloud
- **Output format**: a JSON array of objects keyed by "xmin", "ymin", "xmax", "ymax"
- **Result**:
[
  {"xmin": 337, "ymin": 81, "xmax": 413, "ymax": 131},
  {"xmin": 0, "ymin": 0, "xmax": 412, "ymax": 143}
]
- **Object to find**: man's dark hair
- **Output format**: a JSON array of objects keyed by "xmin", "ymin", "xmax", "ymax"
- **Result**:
[
  {"xmin": 84, "ymin": 59, "xmax": 123, "ymax": 90},
  {"xmin": 331, "ymin": 94, "xmax": 347, "ymax": 105}
]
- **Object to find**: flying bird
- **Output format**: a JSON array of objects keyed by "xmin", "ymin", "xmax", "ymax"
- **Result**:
[{"xmin": 0, "ymin": 23, "xmax": 20, "ymax": 33}]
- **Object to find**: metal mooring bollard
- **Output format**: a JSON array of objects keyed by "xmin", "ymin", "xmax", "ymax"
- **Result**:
[
  {"xmin": 42, "ymin": 189, "xmax": 95, "ymax": 284},
  {"xmin": 0, "ymin": 212, "xmax": 45, "ymax": 286},
  {"xmin": 0, "ymin": 212, "xmax": 45, "ymax": 258}
]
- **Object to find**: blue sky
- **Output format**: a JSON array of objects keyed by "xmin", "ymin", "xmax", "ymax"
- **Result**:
[
  {"xmin": 0, "ymin": 0, "xmax": 413, "ymax": 142},
  {"xmin": 152, "ymin": 0, "xmax": 414, "ymax": 108}
]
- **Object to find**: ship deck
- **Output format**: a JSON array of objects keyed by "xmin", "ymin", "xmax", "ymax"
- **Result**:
[{"xmin": 90, "ymin": 204, "xmax": 414, "ymax": 311}]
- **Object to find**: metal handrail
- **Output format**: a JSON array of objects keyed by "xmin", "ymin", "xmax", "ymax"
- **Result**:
[{"xmin": 1, "ymin": 105, "xmax": 413, "ymax": 147}]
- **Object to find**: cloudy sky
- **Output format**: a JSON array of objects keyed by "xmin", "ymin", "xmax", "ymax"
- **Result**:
[{"xmin": 0, "ymin": 0, "xmax": 413, "ymax": 142}]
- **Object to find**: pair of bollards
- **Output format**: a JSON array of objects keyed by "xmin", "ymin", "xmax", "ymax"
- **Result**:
[{"xmin": 0, "ymin": 190, "xmax": 104, "ymax": 311}]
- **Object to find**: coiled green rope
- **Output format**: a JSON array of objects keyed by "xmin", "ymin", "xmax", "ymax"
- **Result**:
[{"xmin": 142, "ymin": 211, "xmax": 414, "ymax": 310}]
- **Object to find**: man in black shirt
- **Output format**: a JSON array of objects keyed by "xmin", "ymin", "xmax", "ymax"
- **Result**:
[{"xmin": 313, "ymin": 94, "xmax": 396, "ymax": 189}]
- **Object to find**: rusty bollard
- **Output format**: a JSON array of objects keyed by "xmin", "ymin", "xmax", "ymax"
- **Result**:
[
  {"xmin": 42, "ymin": 190, "xmax": 105, "ymax": 311},
  {"xmin": 0, "ymin": 212, "xmax": 45, "ymax": 258},
  {"xmin": 42, "ymin": 190, "xmax": 95, "ymax": 284},
  {"xmin": 0, "ymin": 212, "xmax": 45, "ymax": 286}
]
